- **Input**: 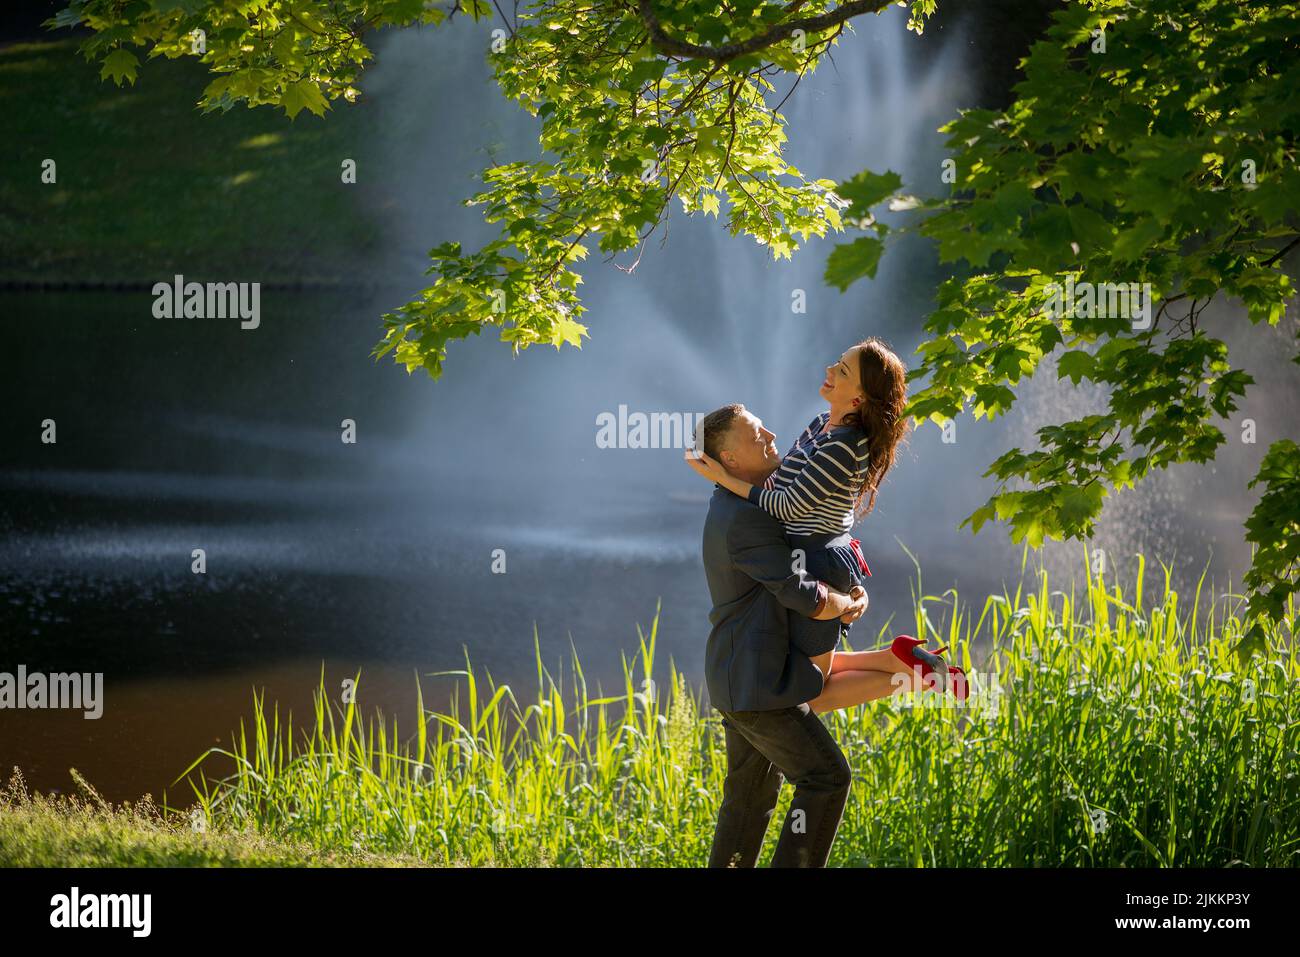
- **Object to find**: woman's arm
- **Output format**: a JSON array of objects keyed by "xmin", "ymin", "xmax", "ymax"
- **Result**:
[
  {"xmin": 750, "ymin": 437, "xmax": 866, "ymax": 524},
  {"xmin": 682, "ymin": 435, "xmax": 864, "ymax": 523}
]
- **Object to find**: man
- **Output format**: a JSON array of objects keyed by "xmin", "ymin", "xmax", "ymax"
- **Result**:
[{"xmin": 694, "ymin": 403, "xmax": 866, "ymax": 868}]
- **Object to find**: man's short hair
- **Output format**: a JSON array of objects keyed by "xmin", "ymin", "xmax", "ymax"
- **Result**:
[{"xmin": 701, "ymin": 403, "xmax": 744, "ymax": 461}]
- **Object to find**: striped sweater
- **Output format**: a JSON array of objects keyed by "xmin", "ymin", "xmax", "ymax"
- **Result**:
[{"xmin": 747, "ymin": 411, "xmax": 870, "ymax": 535}]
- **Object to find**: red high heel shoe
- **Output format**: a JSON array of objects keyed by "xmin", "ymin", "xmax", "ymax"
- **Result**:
[
  {"xmin": 890, "ymin": 635, "xmax": 945, "ymax": 689},
  {"xmin": 891, "ymin": 635, "xmax": 967, "ymax": 700}
]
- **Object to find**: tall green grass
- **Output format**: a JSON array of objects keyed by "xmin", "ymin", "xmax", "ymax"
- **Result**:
[{"xmin": 178, "ymin": 551, "xmax": 1299, "ymax": 866}]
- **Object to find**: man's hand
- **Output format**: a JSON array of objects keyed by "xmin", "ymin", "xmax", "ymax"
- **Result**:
[
  {"xmin": 840, "ymin": 586, "xmax": 868, "ymax": 624},
  {"xmin": 815, "ymin": 585, "xmax": 867, "ymax": 622}
]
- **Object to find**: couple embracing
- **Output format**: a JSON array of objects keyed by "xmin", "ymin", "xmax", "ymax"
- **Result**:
[{"xmin": 685, "ymin": 337, "xmax": 968, "ymax": 868}]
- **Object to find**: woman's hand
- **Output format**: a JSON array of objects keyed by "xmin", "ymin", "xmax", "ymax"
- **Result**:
[
  {"xmin": 683, "ymin": 448, "xmax": 727, "ymax": 482},
  {"xmin": 684, "ymin": 448, "xmax": 754, "ymax": 503}
]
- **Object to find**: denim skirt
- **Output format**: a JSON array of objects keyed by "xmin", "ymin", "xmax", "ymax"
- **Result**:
[{"xmin": 788, "ymin": 531, "xmax": 871, "ymax": 657}]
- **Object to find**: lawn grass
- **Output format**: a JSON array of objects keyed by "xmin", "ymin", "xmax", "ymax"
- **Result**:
[
  {"xmin": 0, "ymin": 35, "xmax": 381, "ymax": 283},
  {"xmin": 172, "ymin": 550, "xmax": 1299, "ymax": 868},
  {"xmin": 0, "ymin": 768, "xmax": 423, "ymax": 867}
]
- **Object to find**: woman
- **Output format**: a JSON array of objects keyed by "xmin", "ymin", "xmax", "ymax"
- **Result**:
[{"xmin": 685, "ymin": 337, "xmax": 966, "ymax": 712}]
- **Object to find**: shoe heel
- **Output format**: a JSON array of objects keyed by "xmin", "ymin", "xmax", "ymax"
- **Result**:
[
  {"xmin": 948, "ymin": 665, "xmax": 969, "ymax": 702},
  {"xmin": 890, "ymin": 635, "xmax": 925, "ymax": 668}
]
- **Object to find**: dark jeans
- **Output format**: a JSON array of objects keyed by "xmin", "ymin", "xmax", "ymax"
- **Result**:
[{"xmin": 708, "ymin": 703, "xmax": 852, "ymax": 868}]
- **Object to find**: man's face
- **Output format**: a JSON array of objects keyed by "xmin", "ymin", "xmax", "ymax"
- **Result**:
[{"xmin": 719, "ymin": 409, "xmax": 781, "ymax": 479}]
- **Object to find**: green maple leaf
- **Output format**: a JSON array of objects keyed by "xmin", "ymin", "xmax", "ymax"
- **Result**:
[
  {"xmin": 834, "ymin": 169, "xmax": 903, "ymax": 213},
  {"xmin": 1057, "ymin": 482, "xmax": 1104, "ymax": 534},
  {"xmin": 100, "ymin": 49, "xmax": 139, "ymax": 86},
  {"xmin": 1233, "ymin": 619, "xmax": 1269, "ymax": 666},
  {"xmin": 1010, "ymin": 509, "xmax": 1046, "ymax": 549},
  {"xmin": 1057, "ymin": 350, "xmax": 1096, "ymax": 385},
  {"xmin": 824, "ymin": 236, "xmax": 884, "ymax": 292},
  {"xmin": 550, "ymin": 314, "xmax": 587, "ymax": 349},
  {"xmin": 281, "ymin": 79, "xmax": 329, "ymax": 120}
]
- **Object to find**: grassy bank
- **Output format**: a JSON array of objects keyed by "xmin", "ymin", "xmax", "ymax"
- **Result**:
[
  {"xmin": 0, "ymin": 36, "xmax": 380, "ymax": 283},
  {"xmin": 163, "ymin": 551, "xmax": 1298, "ymax": 868},
  {"xmin": 5, "ymin": 552, "xmax": 1295, "ymax": 867}
]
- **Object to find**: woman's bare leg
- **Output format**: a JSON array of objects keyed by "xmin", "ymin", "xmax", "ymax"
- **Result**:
[
  {"xmin": 828, "ymin": 648, "xmax": 910, "ymax": 676},
  {"xmin": 808, "ymin": 665, "xmax": 934, "ymax": 714}
]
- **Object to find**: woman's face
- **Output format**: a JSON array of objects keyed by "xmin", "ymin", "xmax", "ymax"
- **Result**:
[{"xmin": 819, "ymin": 346, "xmax": 865, "ymax": 407}]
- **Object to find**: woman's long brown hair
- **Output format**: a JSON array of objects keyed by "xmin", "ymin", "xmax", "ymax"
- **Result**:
[{"xmin": 835, "ymin": 337, "xmax": 910, "ymax": 520}]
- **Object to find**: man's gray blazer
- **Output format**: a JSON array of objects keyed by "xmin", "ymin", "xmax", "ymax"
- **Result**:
[{"xmin": 702, "ymin": 485, "xmax": 828, "ymax": 712}]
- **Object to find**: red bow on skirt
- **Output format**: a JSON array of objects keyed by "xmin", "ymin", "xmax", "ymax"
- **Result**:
[{"xmin": 849, "ymin": 538, "xmax": 872, "ymax": 578}]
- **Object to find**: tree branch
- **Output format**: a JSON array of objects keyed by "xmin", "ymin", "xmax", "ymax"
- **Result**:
[
  {"xmin": 636, "ymin": 0, "xmax": 893, "ymax": 63},
  {"xmin": 1262, "ymin": 234, "xmax": 1300, "ymax": 268}
]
